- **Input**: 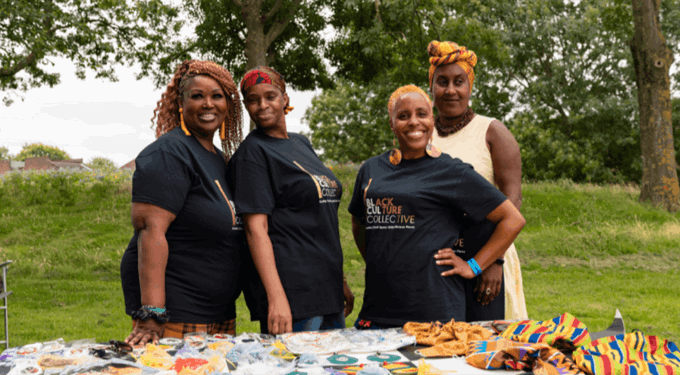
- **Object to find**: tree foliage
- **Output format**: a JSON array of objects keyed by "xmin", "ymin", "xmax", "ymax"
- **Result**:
[
  {"xmin": 87, "ymin": 156, "xmax": 117, "ymax": 171},
  {"xmin": 145, "ymin": 0, "xmax": 334, "ymax": 93},
  {"xmin": 308, "ymin": 0, "xmax": 680, "ymax": 183},
  {"xmin": 0, "ymin": 146, "xmax": 11, "ymax": 160},
  {"xmin": 0, "ymin": 0, "xmax": 181, "ymax": 105},
  {"xmin": 305, "ymin": 80, "xmax": 397, "ymax": 163},
  {"xmin": 15, "ymin": 143, "xmax": 70, "ymax": 161}
]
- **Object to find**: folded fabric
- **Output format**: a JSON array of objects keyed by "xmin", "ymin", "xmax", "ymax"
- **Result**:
[
  {"xmin": 500, "ymin": 313, "xmax": 591, "ymax": 351},
  {"xmin": 573, "ymin": 331, "xmax": 680, "ymax": 375},
  {"xmin": 402, "ymin": 320, "xmax": 493, "ymax": 357},
  {"xmin": 466, "ymin": 337, "xmax": 585, "ymax": 374}
]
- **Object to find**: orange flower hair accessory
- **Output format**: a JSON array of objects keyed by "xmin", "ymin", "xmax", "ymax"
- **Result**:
[{"xmin": 428, "ymin": 40, "xmax": 477, "ymax": 93}]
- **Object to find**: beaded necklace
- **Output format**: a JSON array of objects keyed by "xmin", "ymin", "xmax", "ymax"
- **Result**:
[{"xmin": 434, "ymin": 108, "xmax": 475, "ymax": 137}]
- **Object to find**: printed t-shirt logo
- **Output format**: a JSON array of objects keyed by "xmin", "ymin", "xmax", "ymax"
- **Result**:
[
  {"xmin": 364, "ymin": 197, "xmax": 415, "ymax": 228},
  {"xmin": 313, "ymin": 174, "xmax": 340, "ymax": 198},
  {"xmin": 293, "ymin": 161, "xmax": 340, "ymax": 200},
  {"xmin": 214, "ymin": 180, "xmax": 242, "ymax": 229}
]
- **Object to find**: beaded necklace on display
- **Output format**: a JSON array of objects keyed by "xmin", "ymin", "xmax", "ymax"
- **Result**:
[{"xmin": 434, "ymin": 108, "xmax": 475, "ymax": 137}]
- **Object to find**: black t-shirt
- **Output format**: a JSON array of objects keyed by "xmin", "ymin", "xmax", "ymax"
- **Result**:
[
  {"xmin": 454, "ymin": 217, "xmax": 498, "ymax": 260},
  {"xmin": 120, "ymin": 127, "xmax": 244, "ymax": 324},
  {"xmin": 347, "ymin": 151, "xmax": 507, "ymax": 326},
  {"xmin": 229, "ymin": 128, "xmax": 344, "ymax": 320}
]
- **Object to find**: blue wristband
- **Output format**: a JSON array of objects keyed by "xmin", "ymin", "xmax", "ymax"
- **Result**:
[
  {"xmin": 467, "ymin": 258, "xmax": 482, "ymax": 276},
  {"xmin": 141, "ymin": 305, "xmax": 166, "ymax": 314}
]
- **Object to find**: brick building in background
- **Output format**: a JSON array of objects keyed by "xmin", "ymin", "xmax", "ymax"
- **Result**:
[
  {"xmin": 0, "ymin": 157, "xmax": 92, "ymax": 174},
  {"xmin": 119, "ymin": 160, "xmax": 136, "ymax": 170}
]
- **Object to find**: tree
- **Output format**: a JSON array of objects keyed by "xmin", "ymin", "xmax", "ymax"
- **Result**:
[
  {"xmin": 304, "ymin": 80, "xmax": 396, "ymax": 163},
  {"xmin": 0, "ymin": 0, "xmax": 181, "ymax": 105},
  {"xmin": 630, "ymin": 0, "xmax": 679, "ymax": 211},
  {"xmin": 149, "ymin": 0, "xmax": 334, "ymax": 130},
  {"xmin": 87, "ymin": 157, "xmax": 117, "ymax": 171},
  {"xmin": 15, "ymin": 143, "xmax": 70, "ymax": 161},
  {"xmin": 0, "ymin": 146, "xmax": 11, "ymax": 160},
  {"xmin": 304, "ymin": 0, "xmax": 452, "ymax": 160},
  {"xmin": 310, "ymin": 0, "xmax": 679, "ymax": 183}
]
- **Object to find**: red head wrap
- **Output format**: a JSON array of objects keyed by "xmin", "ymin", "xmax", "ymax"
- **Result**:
[{"xmin": 240, "ymin": 66, "xmax": 294, "ymax": 114}]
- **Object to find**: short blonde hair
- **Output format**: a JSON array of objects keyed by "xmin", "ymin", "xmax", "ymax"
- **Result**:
[{"xmin": 387, "ymin": 85, "xmax": 432, "ymax": 114}]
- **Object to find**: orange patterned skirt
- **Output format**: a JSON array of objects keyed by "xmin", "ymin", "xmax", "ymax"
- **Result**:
[{"xmin": 132, "ymin": 319, "xmax": 236, "ymax": 337}]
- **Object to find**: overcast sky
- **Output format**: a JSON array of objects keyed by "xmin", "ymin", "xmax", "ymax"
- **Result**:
[{"xmin": 1, "ymin": 58, "xmax": 319, "ymax": 167}]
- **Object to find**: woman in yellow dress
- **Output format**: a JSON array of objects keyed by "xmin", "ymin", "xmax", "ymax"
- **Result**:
[{"xmin": 427, "ymin": 40, "xmax": 528, "ymax": 320}]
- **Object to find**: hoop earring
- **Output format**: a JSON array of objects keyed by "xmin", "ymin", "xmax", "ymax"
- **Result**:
[
  {"xmin": 426, "ymin": 139, "xmax": 441, "ymax": 158},
  {"xmin": 389, "ymin": 139, "xmax": 402, "ymax": 166},
  {"xmin": 220, "ymin": 121, "xmax": 226, "ymax": 141},
  {"xmin": 179, "ymin": 108, "xmax": 191, "ymax": 136}
]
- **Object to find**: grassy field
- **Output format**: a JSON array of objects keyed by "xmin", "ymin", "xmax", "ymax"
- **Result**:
[{"xmin": 0, "ymin": 167, "xmax": 679, "ymax": 347}]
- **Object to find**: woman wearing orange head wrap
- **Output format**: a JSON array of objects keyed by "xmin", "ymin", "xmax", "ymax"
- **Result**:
[{"xmin": 428, "ymin": 40, "xmax": 528, "ymax": 321}]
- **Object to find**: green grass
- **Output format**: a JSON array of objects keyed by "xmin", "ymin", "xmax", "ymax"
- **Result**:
[{"xmin": 0, "ymin": 169, "xmax": 679, "ymax": 347}]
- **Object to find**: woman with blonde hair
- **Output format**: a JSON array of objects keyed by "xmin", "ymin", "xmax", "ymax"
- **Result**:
[{"xmin": 348, "ymin": 84, "xmax": 525, "ymax": 328}]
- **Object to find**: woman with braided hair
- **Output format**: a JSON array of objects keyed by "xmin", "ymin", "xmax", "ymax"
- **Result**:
[
  {"xmin": 427, "ymin": 40, "xmax": 528, "ymax": 321},
  {"xmin": 120, "ymin": 60, "xmax": 245, "ymax": 345},
  {"xmin": 348, "ymin": 85, "xmax": 525, "ymax": 328}
]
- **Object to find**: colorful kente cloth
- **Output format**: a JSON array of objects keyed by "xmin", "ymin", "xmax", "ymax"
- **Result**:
[
  {"xmin": 240, "ymin": 66, "xmax": 294, "ymax": 114},
  {"xmin": 466, "ymin": 337, "xmax": 585, "ymax": 374},
  {"xmin": 500, "ymin": 313, "xmax": 591, "ymax": 351},
  {"xmin": 427, "ymin": 40, "xmax": 477, "ymax": 92},
  {"xmin": 573, "ymin": 331, "xmax": 680, "ymax": 375}
]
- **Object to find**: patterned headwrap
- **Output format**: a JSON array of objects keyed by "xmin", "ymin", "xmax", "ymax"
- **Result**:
[
  {"xmin": 240, "ymin": 66, "xmax": 294, "ymax": 114},
  {"xmin": 387, "ymin": 84, "xmax": 432, "ymax": 114},
  {"xmin": 427, "ymin": 40, "xmax": 477, "ymax": 93}
]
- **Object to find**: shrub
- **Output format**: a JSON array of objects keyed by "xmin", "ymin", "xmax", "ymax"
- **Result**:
[{"xmin": 0, "ymin": 169, "xmax": 133, "ymax": 208}]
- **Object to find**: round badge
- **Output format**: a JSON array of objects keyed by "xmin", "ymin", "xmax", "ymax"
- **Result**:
[
  {"xmin": 367, "ymin": 353, "xmax": 400, "ymax": 363},
  {"xmin": 21, "ymin": 366, "xmax": 40, "ymax": 374},
  {"xmin": 327, "ymin": 354, "xmax": 359, "ymax": 365},
  {"xmin": 185, "ymin": 336, "xmax": 206, "ymax": 351},
  {"xmin": 159, "ymin": 338, "xmax": 183, "ymax": 346}
]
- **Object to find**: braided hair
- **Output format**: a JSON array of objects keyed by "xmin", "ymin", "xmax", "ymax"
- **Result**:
[{"xmin": 151, "ymin": 60, "xmax": 243, "ymax": 162}]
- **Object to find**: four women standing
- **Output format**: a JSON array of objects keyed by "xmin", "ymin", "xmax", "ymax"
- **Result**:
[{"xmin": 121, "ymin": 42, "xmax": 527, "ymax": 335}]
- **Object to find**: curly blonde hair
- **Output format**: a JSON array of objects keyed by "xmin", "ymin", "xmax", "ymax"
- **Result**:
[{"xmin": 151, "ymin": 60, "xmax": 243, "ymax": 162}]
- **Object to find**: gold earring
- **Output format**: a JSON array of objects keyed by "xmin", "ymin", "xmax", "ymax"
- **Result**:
[
  {"xmin": 390, "ymin": 139, "xmax": 402, "ymax": 165},
  {"xmin": 179, "ymin": 108, "xmax": 191, "ymax": 136},
  {"xmin": 426, "ymin": 139, "xmax": 441, "ymax": 158},
  {"xmin": 220, "ymin": 121, "xmax": 226, "ymax": 140}
]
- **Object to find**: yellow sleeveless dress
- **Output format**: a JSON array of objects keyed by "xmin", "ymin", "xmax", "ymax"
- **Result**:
[{"xmin": 432, "ymin": 114, "xmax": 528, "ymax": 320}]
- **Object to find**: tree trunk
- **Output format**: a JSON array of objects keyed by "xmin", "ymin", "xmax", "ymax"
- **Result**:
[
  {"xmin": 236, "ymin": 0, "xmax": 300, "ymax": 130},
  {"xmin": 630, "ymin": 0, "xmax": 679, "ymax": 212}
]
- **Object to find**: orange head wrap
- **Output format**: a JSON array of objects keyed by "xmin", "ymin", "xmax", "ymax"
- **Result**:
[
  {"xmin": 427, "ymin": 41, "xmax": 477, "ymax": 93},
  {"xmin": 387, "ymin": 85, "xmax": 432, "ymax": 114}
]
